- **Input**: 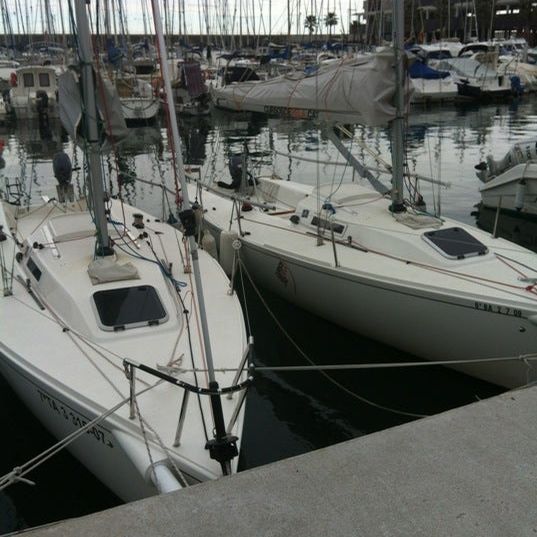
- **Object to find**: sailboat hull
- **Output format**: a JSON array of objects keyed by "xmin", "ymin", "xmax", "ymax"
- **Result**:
[
  {"xmin": 0, "ymin": 198, "xmax": 245, "ymax": 502},
  {"xmin": 206, "ymin": 221, "xmax": 537, "ymax": 388},
  {"xmin": 0, "ymin": 349, "xmax": 156, "ymax": 501}
]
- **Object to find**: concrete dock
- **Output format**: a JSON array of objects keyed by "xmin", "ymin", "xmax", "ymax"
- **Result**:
[{"xmin": 22, "ymin": 385, "xmax": 537, "ymax": 536}]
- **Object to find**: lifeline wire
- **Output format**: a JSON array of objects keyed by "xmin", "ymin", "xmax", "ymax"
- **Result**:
[{"xmin": 237, "ymin": 255, "xmax": 428, "ymax": 419}]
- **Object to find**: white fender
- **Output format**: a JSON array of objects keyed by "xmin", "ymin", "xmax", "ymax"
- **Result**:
[
  {"xmin": 201, "ymin": 229, "xmax": 218, "ymax": 260},
  {"xmin": 219, "ymin": 230, "xmax": 239, "ymax": 276}
]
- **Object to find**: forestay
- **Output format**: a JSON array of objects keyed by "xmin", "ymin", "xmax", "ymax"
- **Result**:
[{"xmin": 213, "ymin": 49, "xmax": 407, "ymax": 126}]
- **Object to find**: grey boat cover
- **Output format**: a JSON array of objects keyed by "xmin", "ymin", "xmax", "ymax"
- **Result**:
[
  {"xmin": 58, "ymin": 68, "xmax": 128, "ymax": 141},
  {"xmin": 212, "ymin": 49, "xmax": 409, "ymax": 126}
]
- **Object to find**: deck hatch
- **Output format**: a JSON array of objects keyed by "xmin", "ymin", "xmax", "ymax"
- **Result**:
[
  {"xmin": 93, "ymin": 285, "xmax": 167, "ymax": 330},
  {"xmin": 422, "ymin": 227, "xmax": 488, "ymax": 259}
]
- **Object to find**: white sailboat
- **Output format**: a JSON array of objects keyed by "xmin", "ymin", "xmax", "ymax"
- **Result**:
[
  {"xmin": 0, "ymin": 0, "xmax": 248, "ymax": 501},
  {"xmin": 189, "ymin": 0, "xmax": 537, "ymax": 389}
]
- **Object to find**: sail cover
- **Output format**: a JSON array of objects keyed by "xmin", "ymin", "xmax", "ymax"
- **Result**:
[
  {"xmin": 212, "ymin": 49, "xmax": 408, "ymax": 126},
  {"xmin": 58, "ymin": 68, "xmax": 128, "ymax": 141}
]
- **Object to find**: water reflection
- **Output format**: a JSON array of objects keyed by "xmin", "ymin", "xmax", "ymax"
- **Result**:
[{"xmin": 474, "ymin": 204, "xmax": 537, "ymax": 253}]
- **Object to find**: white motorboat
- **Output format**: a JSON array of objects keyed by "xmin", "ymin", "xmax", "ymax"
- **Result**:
[
  {"xmin": 190, "ymin": 2, "xmax": 537, "ymax": 389},
  {"xmin": 477, "ymin": 139, "xmax": 537, "ymax": 215},
  {"xmin": 0, "ymin": 0, "xmax": 248, "ymax": 501},
  {"xmin": 409, "ymin": 62, "xmax": 458, "ymax": 103},
  {"xmin": 4, "ymin": 65, "xmax": 59, "ymax": 118},
  {"xmin": 435, "ymin": 56, "xmax": 518, "ymax": 100},
  {"xmin": 0, "ymin": 98, "xmax": 7, "ymax": 123}
]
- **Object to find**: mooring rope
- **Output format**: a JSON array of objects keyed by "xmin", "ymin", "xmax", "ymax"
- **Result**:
[
  {"xmin": 0, "ymin": 386, "xmax": 154, "ymax": 492},
  {"xmin": 236, "ymin": 255, "xmax": 428, "ymax": 419}
]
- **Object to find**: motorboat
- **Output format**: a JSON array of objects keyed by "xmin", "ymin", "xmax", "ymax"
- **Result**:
[
  {"xmin": 477, "ymin": 139, "xmax": 537, "ymax": 215},
  {"xmin": 4, "ymin": 65, "xmax": 59, "ymax": 118},
  {"xmin": 408, "ymin": 60, "xmax": 458, "ymax": 103}
]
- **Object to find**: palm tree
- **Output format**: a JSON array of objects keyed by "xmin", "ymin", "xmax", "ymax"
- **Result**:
[
  {"xmin": 324, "ymin": 12, "xmax": 338, "ymax": 37},
  {"xmin": 304, "ymin": 14, "xmax": 318, "ymax": 37}
]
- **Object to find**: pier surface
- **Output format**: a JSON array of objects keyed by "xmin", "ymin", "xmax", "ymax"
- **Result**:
[{"xmin": 23, "ymin": 385, "xmax": 537, "ymax": 536}]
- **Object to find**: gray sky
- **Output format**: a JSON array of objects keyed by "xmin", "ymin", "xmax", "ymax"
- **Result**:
[{"xmin": 4, "ymin": 0, "xmax": 364, "ymax": 37}]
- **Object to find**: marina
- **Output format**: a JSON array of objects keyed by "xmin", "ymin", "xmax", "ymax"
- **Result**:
[
  {"xmin": 1, "ymin": 94, "xmax": 536, "ymax": 533},
  {"xmin": 1, "ymin": 0, "xmax": 537, "ymax": 533}
]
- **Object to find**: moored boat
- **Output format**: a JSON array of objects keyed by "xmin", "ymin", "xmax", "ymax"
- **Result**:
[
  {"xmin": 0, "ymin": 0, "xmax": 248, "ymax": 500},
  {"xmin": 4, "ymin": 65, "xmax": 59, "ymax": 119},
  {"xmin": 477, "ymin": 139, "xmax": 537, "ymax": 215}
]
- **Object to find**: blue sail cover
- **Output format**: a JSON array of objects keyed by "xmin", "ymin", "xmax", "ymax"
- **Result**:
[{"xmin": 409, "ymin": 61, "xmax": 450, "ymax": 80}]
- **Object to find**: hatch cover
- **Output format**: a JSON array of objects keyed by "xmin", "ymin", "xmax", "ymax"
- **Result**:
[{"xmin": 422, "ymin": 227, "xmax": 488, "ymax": 259}]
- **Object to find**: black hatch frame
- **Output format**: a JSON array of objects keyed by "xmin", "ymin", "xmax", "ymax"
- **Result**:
[{"xmin": 422, "ymin": 227, "xmax": 488, "ymax": 260}]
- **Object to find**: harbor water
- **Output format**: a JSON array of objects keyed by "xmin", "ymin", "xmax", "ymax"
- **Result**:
[{"xmin": 2, "ymin": 95, "xmax": 537, "ymax": 532}]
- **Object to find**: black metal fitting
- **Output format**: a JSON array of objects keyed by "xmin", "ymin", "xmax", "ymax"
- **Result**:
[
  {"xmin": 205, "ymin": 435, "xmax": 239, "ymax": 465},
  {"xmin": 178, "ymin": 209, "xmax": 197, "ymax": 236}
]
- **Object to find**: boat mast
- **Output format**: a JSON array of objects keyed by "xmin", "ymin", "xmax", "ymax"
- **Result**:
[
  {"xmin": 390, "ymin": 0, "xmax": 405, "ymax": 213},
  {"xmin": 151, "ymin": 0, "xmax": 237, "ymax": 476},
  {"xmin": 74, "ymin": 0, "xmax": 113, "ymax": 256}
]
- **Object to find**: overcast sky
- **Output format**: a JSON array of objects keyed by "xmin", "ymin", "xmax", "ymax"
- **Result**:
[{"xmin": 3, "ymin": 0, "xmax": 365, "ymax": 37}]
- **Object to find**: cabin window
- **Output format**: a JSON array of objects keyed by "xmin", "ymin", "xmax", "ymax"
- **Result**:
[
  {"xmin": 23, "ymin": 73, "xmax": 34, "ymax": 87},
  {"xmin": 27, "ymin": 257, "xmax": 42, "ymax": 281},
  {"xmin": 93, "ymin": 285, "xmax": 167, "ymax": 331},
  {"xmin": 38, "ymin": 73, "xmax": 51, "ymax": 87},
  {"xmin": 310, "ymin": 216, "xmax": 345, "ymax": 234}
]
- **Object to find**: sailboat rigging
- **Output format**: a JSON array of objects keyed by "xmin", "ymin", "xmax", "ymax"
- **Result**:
[
  {"xmin": 0, "ymin": 0, "xmax": 249, "ymax": 499},
  {"xmin": 189, "ymin": 0, "xmax": 537, "ymax": 389}
]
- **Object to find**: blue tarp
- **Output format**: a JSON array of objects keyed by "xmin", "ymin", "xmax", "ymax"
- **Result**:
[{"xmin": 409, "ymin": 61, "xmax": 450, "ymax": 80}]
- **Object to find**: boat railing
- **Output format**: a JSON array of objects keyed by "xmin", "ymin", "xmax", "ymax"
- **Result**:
[{"xmin": 122, "ymin": 336, "xmax": 253, "ymax": 447}]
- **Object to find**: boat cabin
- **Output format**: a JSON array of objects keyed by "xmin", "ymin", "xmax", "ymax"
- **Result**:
[
  {"xmin": 6, "ymin": 65, "xmax": 58, "ymax": 118},
  {"xmin": 14, "ymin": 66, "xmax": 56, "ymax": 91}
]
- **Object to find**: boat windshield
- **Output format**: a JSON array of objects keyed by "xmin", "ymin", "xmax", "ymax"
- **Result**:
[{"xmin": 93, "ymin": 285, "xmax": 168, "ymax": 330}]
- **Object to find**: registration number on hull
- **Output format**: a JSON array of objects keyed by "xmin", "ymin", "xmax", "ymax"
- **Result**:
[
  {"xmin": 474, "ymin": 302, "xmax": 522, "ymax": 317},
  {"xmin": 37, "ymin": 389, "xmax": 114, "ymax": 448}
]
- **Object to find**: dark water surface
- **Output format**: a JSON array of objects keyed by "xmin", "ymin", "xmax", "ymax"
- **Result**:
[{"xmin": 2, "ymin": 96, "xmax": 537, "ymax": 532}]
